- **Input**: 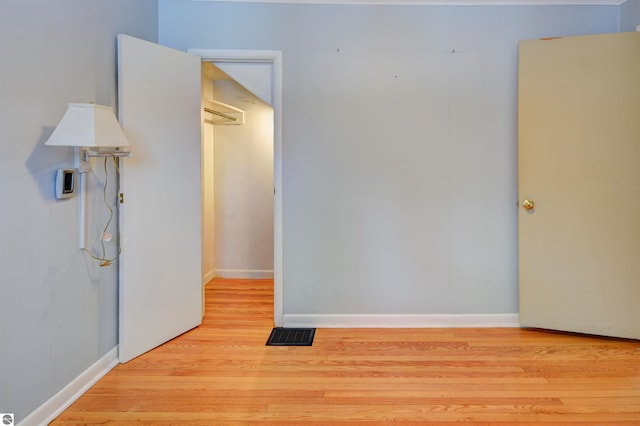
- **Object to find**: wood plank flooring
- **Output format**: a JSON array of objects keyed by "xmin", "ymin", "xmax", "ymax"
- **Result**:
[{"xmin": 52, "ymin": 278, "xmax": 640, "ymax": 424}]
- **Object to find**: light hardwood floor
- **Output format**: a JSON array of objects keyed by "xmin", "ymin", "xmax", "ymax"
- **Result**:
[{"xmin": 52, "ymin": 278, "xmax": 640, "ymax": 424}]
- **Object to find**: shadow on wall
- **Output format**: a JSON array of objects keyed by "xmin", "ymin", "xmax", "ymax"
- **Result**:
[{"xmin": 25, "ymin": 126, "xmax": 67, "ymax": 201}]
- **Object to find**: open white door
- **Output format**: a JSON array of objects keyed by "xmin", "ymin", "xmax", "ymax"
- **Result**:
[
  {"xmin": 117, "ymin": 34, "xmax": 203, "ymax": 363},
  {"xmin": 518, "ymin": 32, "xmax": 640, "ymax": 339}
]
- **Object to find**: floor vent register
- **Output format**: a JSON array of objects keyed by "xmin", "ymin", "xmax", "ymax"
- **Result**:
[{"xmin": 266, "ymin": 327, "xmax": 316, "ymax": 346}]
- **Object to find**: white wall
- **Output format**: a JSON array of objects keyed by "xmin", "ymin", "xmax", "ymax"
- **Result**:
[
  {"xmin": 209, "ymin": 80, "xmax": 274, "ymax": 278},
  {"xmin": 0, "ymin": 0, "xmax": 157, "ymax": 422},
  {"xmin": 159, "ymin": 1, "xmax": 619, "ymax": 320},
  {"xmin": 621, "ymin": 0, "xmax": 640, "ymax": 31}
]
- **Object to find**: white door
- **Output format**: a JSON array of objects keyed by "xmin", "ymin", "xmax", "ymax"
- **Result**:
[
  {"xmin": 117, "ymin": 34, "xmax": 203, "ymax": 363},
  {"xmin": 518, "ymin": 32, "xmax": 640, "ymax": 339}
]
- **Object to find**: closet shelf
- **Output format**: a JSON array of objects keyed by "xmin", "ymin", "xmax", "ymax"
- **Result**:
[{"xmin": 203, "ymin": 99, "xmax": 244, "ymax": 125}]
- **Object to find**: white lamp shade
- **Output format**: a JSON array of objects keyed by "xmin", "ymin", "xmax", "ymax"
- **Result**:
[{"xmin": 46, "ymin": 103, "xmax": 130, "ymax": 148}]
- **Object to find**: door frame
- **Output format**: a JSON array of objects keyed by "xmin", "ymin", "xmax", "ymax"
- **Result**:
[{"xmin": 189, "ymin": 49, "xmax": 284, "ymax": 327}]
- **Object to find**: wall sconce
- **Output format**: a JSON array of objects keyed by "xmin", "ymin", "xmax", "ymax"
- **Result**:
[
  {"xmin": 46, "ymin": 103, "xmax": 131, "ymax": 172},
  {"xmin": 46, "ymin": 103, "xmax": 131, "ymax": 257}
]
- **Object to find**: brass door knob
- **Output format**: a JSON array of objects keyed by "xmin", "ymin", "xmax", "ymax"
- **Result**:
[{"xmin": 522, "ymin": 199, "xmax": 535, "ymax": 210}]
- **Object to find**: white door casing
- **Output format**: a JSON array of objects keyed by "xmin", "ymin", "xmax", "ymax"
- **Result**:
[
  {"xmin": 118, "ymin": 34, "xmax": 203, "ymax": 363},
  {"xmin": 190, "ymin": 49, "xmax": 284, "ymax": 327}
]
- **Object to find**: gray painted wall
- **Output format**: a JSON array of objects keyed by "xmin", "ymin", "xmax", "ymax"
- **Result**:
[
  {"xmin": 159, "ymin": 1, "xmax": 619, "ymax": 317},
  {"xmin": 621, "ymin": 0, "xmax": 640, "ymax": 31},
  {"xmin": 0, "ymin": 0, "xmax": 157, "ymax": 422}
]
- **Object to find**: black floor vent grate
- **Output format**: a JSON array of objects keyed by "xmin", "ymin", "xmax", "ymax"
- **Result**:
[{"xmin": 266, "ymin": 327, "xmax": 316, "ymax": 346}]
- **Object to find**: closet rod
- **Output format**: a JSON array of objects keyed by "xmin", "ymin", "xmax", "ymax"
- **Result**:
[{"xmin": 204, "ymin": 107, "xmax": 237, "ymax": 122}]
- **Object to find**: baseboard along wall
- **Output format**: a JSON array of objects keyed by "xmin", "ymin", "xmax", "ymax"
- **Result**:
[
  {"xmin": 214, "ymin": 269, "xmax": 274, "ymax": 279},
  {"xmin": 18, "ymin": 346, "xmax": 119, "ymax": 426},
  {"xmin": 283, "ymin": 313, "xmax": 520, "ymax": 328}
]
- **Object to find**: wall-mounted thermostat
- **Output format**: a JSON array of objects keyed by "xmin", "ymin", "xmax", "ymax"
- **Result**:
[{"xmin": 55, "ymin": 168, "xmax": 75, "ymax": 200}]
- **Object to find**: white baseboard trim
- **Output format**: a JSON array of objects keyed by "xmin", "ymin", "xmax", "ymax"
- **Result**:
[
  {"xmin": 283, "ymin": 313, "xmax": 520, "ymax": 328},
  {"xmin": 19, "ymin": 346, "xmax": 119, "ymax": 426},
  {"xmin": 214, "ymin": 269, "xmax": 274, "ymax": 279},
  {"xmin": 202, "ymin": 269, "xmax": 216, "ymax": 284}
]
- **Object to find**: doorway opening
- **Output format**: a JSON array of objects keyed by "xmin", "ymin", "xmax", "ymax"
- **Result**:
[
  {"xmin": 191, "ymin": 49, "xmax": 284, "ymax": 326},
  {"xmin": 201, "ymin": 62, "xmax": 274, "ymax": 289}
]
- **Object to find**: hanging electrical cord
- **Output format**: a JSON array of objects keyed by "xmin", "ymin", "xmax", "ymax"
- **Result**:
[{"xmin": 82, "ymin": 155, "xmax": 121, "ymax": 267}]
